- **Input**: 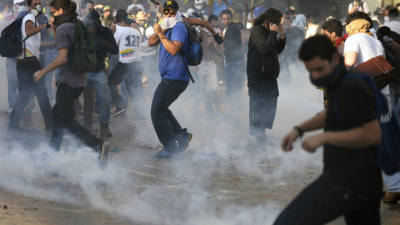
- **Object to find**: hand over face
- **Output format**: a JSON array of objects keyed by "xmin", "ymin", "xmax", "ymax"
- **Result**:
[{"xmin": 153, "ymin": 23, "xmax": 162, "ymax": 35}]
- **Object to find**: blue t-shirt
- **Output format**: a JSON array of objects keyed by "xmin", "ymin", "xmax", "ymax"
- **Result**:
[{"xmin": 158, "ymin": 22, "xmax": 190, "ymax": 82}]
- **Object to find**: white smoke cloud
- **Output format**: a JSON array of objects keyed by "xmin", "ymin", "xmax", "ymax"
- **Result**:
[{"xmin": 0, "ymin": 31, "xmax": 325, "ymax": 225}]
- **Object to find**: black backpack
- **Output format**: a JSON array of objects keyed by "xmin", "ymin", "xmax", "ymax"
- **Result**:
[
  {"xmin": 68, "ymin": 20, "xmax": 98, "ymax": 73},
  {"xmin": 0, "ymin": 17, "xmax": 25, "ymax": 58}
]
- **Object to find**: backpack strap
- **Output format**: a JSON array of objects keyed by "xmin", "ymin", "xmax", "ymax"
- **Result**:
[{"xmin": 171, "ymin": 22, "xmax": 195, "ymax": 83}]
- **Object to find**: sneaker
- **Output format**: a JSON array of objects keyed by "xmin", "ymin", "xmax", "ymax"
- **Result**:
[
  {"xmin": 177, "ymin": 128, "xmax": 192, "ymax": 153},
  {"xmin": 100, "ymin": 124, "xmax": 112, "ymax": 138},
  {"xmin": 383, "ymin": 192, "xmax": 400, "ymax": 203},
  {"xmin": 97, "ymin": 141, "xmax": 110, "ymax": 167},
  {"xmin": 154, "ymin": 148, "xmax": 175, "ymax": 159},
  {"xmin": 111, "ymin": 107, "xmax": 127, "ymax": 118}
]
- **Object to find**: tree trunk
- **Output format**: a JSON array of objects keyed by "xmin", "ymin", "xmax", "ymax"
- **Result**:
[{"xmin": 243, "ymin": 0, "xmax": 249, "ymax": 26}]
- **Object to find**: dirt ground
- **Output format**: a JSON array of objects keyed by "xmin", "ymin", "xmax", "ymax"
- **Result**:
[
  {"xmin": 0, "ymin": 60, "xmax": 399, "ymax": 225},
  {"xmin": 0, "ymin": 113, "xmax": 399, "ymax": 225}
]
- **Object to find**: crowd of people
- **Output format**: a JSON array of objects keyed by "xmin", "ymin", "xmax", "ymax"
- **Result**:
[{"xmin": 1, "ymin": 0, "xmax": 400, "ymax": 224}]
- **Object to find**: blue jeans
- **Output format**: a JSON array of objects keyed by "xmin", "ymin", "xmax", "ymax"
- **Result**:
[
  {"xmin": 6, "ymin": 58, "xmax": 18, "ymax": 109},
  {"xmin": 108, "ymin": 61, "xmax": 143, "ymax": 110},
  {"xmin": 273, "ymin": 176, "xmax": 382, "ymax": 225},
  {"xmin": 9, "ymin": 57, "xmax": 53, "ymax": 129},
  {"xmin": 225, "ymin": 59, "xmax": 244, "ymax": 96},
  {"xmin": 151, "ymin": 79, "xmax": 188, "ymax": 149},
  {"xmin": 84, "ymin": 71, "xmax": 111, "ymax": 125},
  {"xmin": 383, "ymin": 172, "xmax": 400, "ymax": 192}
]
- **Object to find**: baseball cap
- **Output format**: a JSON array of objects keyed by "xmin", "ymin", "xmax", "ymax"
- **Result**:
[
  {"xmin": 163, "ymin": 0, "xmax": 179, "ymax": 11},
  {"xmin": 103, "ymin": 5, "xmax": 111, "ymax": 12}
]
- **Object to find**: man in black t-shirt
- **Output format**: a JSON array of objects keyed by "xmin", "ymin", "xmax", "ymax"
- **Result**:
[{"xmin": 275, "ymin": 35, "xmax": 382, "ymax": 225}]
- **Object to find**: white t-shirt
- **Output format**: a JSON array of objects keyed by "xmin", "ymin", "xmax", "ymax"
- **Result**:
[
  {"xmin": 114, "ymin": 25, "xmax": 142, "ymax": 63},
  {"xmin": 21, "ymin": 13, "xmax": 41, "ymax": 58},
  {"xmin": 344, "ymin": 33, "xmax": 390, "ymax": 94},
  {"xmin": 384, "ymin": 20, "xmax": 400, "ymax": 35},
  {"xmin": 127, "ymin": 3, "xmax": 145, "ymax": 12},
  {"xmin": 344, "ymin": 33, "xmax": 384, "ymax": 68}
]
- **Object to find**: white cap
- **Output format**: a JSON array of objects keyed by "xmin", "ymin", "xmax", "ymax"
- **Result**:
[{"xmin": 13, "ymin": 0, "xmax": 25, "ymax": 5}]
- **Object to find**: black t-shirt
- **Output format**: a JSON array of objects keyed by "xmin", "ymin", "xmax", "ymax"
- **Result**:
[
  {"xmin": 224, "ymin": 22, "xmax": 244, "ymax": 61},
  {"xmin": 324, "ymin": 75, "xmax": 382, "ymax": 194}
]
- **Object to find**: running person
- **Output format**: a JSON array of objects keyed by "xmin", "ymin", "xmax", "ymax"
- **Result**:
[
  {"xmin": 108, "ymin": 9, "xmax": 143, "ymax": 116},
  {"xmin": 33, "ymin": 0, "xmax": 109, "ymax": 162}
]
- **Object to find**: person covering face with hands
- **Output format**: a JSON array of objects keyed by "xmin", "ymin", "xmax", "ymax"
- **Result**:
[
  {"xmin": 148, "ymin": 0, "xmax": 194, "ymax": 159},
  {"xmin": 8, "ymin": 0, "xmax": 53, "ymax": 132}
]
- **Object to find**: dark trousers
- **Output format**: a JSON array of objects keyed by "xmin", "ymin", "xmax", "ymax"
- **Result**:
[
  {"xmin": 248, "ymin": 78, "xmax": 278, "ymax": 135},
  {"xmin": 273, "ymin": 176, "xmax": 382, "ymax": 225},
  {"xmin": 9, "ymin": 57, "xmax": 53, "ymax": 129},
  {"xmin": 50, "ymin": 83, "xmax": 102, "ymax": 151},
  {"xmin": 225, "ymin": 59, "xmax": 244, "ymax": 96},
  {"xmin": 151, "ymin": 79, "xmax": 188, "ymax": 149},
  {"xmin": 108, "ymin": 61, "xmax": 143, "ymax": 110}
]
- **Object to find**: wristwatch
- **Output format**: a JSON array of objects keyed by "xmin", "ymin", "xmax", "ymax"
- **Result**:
[{"xmin": 46, "ymin": 22, "xmax": 51, "ymax": 28}]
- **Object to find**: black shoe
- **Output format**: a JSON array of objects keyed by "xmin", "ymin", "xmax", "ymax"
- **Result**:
[{"xmin": 177, "ymin": 128, "xmax": 192, "ymax": 153}]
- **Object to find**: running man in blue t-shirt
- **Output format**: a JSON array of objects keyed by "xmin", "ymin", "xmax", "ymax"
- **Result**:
[{"xmin": 148, "ymin": 0, "xmax": 192, "ymax": 158}]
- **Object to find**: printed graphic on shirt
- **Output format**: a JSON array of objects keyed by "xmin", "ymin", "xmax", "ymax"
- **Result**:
[{"xmin": 115, "ymin": 25, "xmax": 142, "ymax": 63}]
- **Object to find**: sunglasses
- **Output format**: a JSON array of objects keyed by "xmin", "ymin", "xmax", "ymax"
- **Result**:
[{"xmin": 163, "ymin": 8, "xmax": 176, "ymax": 15}]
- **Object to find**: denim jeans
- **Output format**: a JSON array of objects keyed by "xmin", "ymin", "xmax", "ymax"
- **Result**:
[
  {"xmin": 108, "ymin": 61, "xmax": 143, "ymax": 110},
  {"xmin": 383, "ymin": 172, "xmax": 400, "ymax": 192},
  {"xmin": 6, "ymin": 58, "xmax": 18, "ymax": 109},
  {"xmin": 151, "ymin": 79, "xmax": 188, "ymax": 149},
  {"xmin": 9, "ymin": 57, "xmax": 53, "ymax": 129},
  {"xmin": 225, "ymin": 59, "xmax": 244, "ymax": 96},
  {"xmin": 50, "ymin": 83, "xmax": 103, "ymax": 151},
  {"xmin": 273, "ymin": 176, "xmax": 382, "ymax": 225},
  {"xmin": 84, "ymin": 71, "xmax": 111, "ymax": 125}
]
